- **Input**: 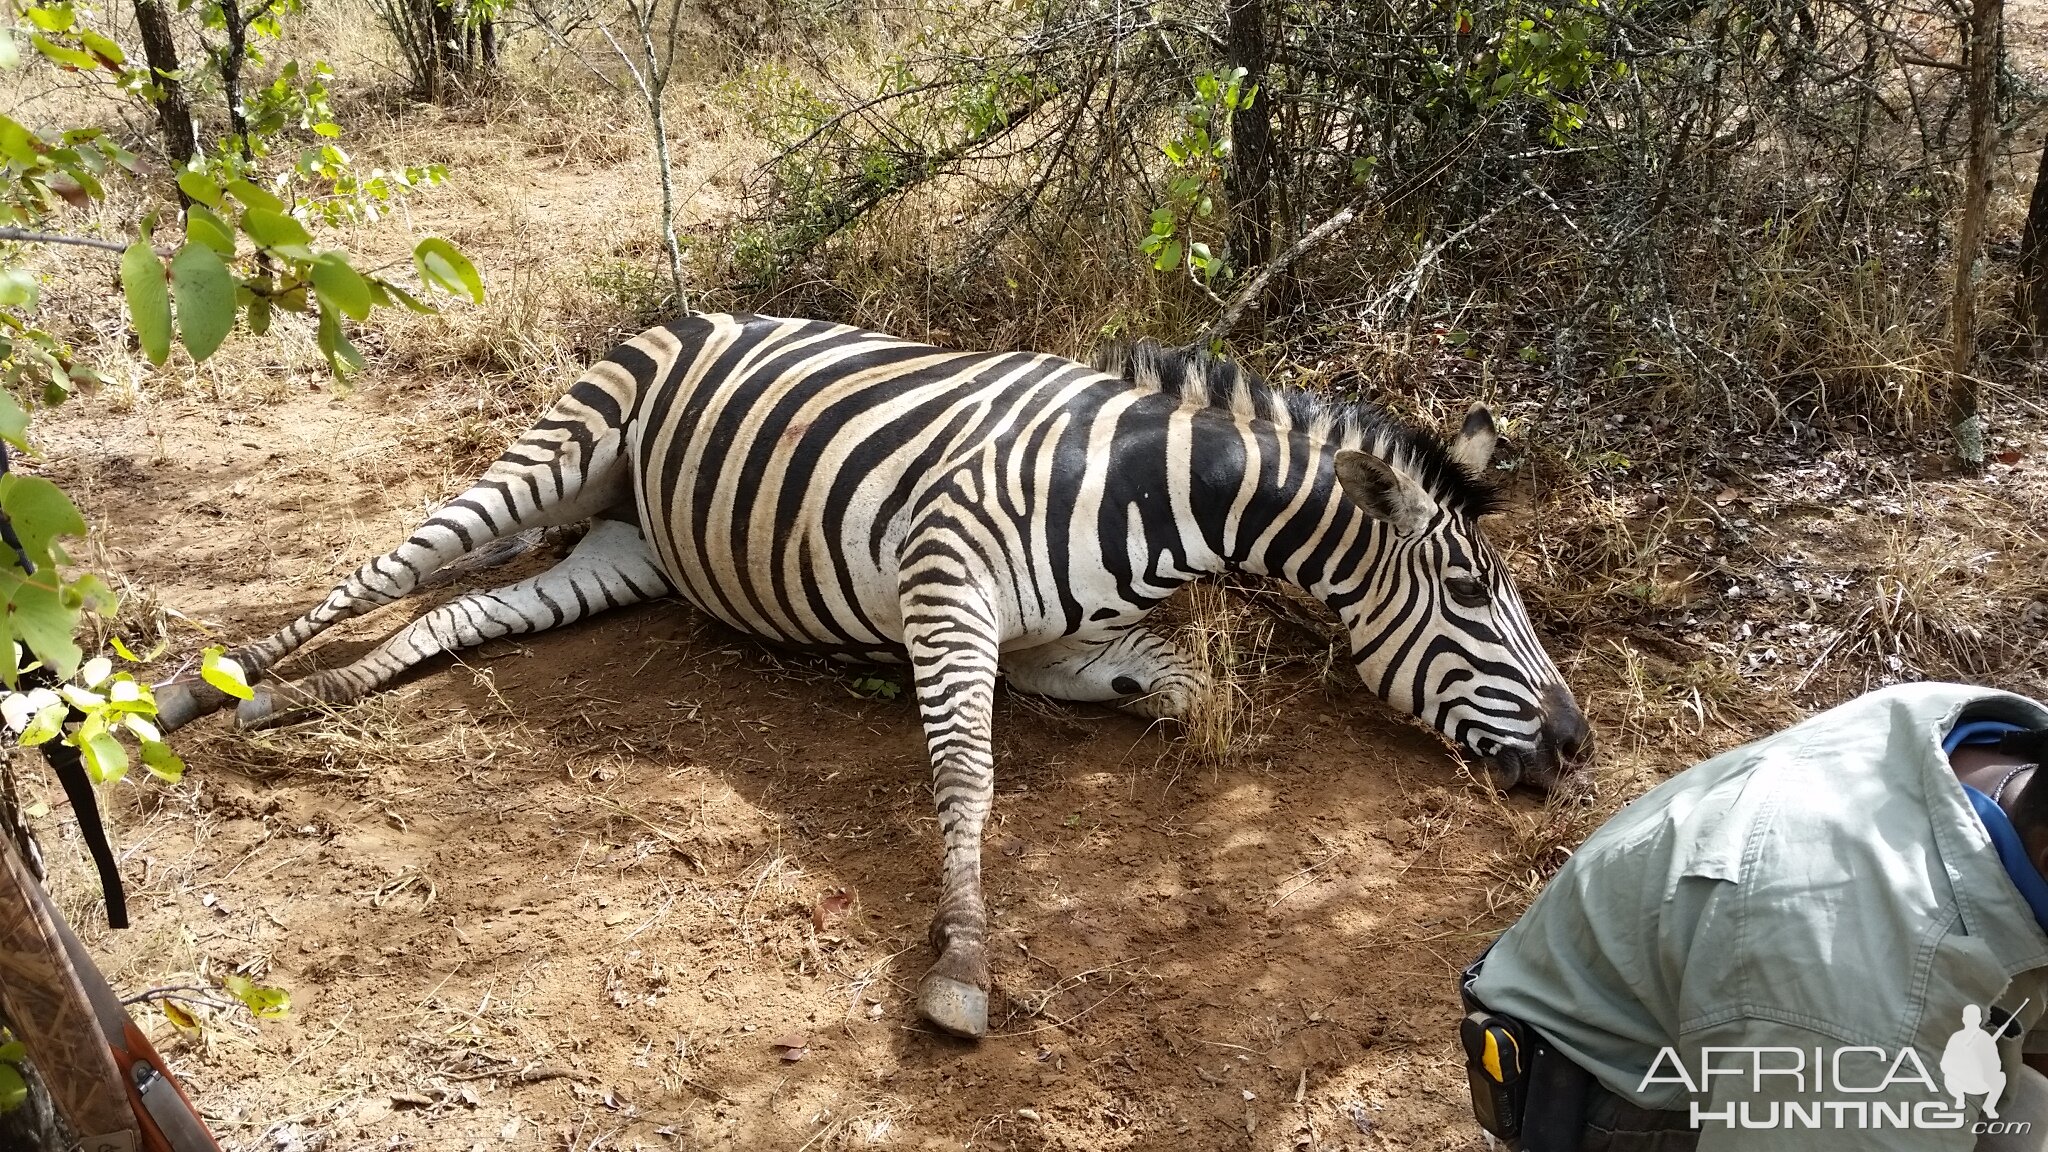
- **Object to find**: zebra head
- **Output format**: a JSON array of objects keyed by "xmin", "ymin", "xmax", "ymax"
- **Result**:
[{"xmin": 1326, "ymin": 407, "xmax": 1589, "ymax": 791}]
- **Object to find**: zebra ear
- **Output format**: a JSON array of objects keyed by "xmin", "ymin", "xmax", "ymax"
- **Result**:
[
  {"xmin": 1334, "ymin": 449, "xmax": 1436, "ymax": 536},
  {"xmin": 1451, "ymin": 404, "xmax": 1498, "ymax": 474}
]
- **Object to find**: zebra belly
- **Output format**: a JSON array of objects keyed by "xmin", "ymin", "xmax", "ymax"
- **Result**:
[
  {"xmin": 617, "ymin": 312, "xmax": 1178, "ymax": 661},
  {"xmin": 622, "ymin": 316, "xmax": 974, "ymax": 653}
]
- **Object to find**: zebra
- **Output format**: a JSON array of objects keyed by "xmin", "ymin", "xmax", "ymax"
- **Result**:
[{"xmin": 153, "ymin": 312, "xmax": 1589, "ymax": 1039}]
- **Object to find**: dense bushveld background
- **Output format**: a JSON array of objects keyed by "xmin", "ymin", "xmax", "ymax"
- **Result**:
[{"xmin": 1, "ymin": 0, "xmax": 2047, "ymax": 1147}]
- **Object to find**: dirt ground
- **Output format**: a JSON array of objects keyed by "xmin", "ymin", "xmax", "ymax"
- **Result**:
[{"xmin": 11, "ymin": 18, "xmax": 2048, "ymax": 1152}]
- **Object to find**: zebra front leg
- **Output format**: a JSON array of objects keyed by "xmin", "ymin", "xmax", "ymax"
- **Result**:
[
  {"xmin": 1002, "ymin": 628, "xmax": 1210, "ymax": 721},
  {"xmin": 235, "ymin": 518, "xmax": 670, "ymax": 728},
  {"xmin": 901, "ymin": 575, "xmax": 1005, "ymax": 1039}
]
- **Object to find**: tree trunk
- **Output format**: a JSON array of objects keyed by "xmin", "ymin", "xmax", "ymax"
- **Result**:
[
  {"xmin": 420, "ymin": 0, "xmax": 442, "ymax": 101},
  {"xmin": 431, "ymin": 0, "xmax": 457, "ymax": 84},
  {"xmin": 2017, "ymin": 136, "xmax": 2048, "ymax": 343},
  {"xmin": 217, "ymin": 0, "xmax": 252, "ymax": 159},
  {"xmin": 634, "ymin": 5, "xmax": 685, "ymax": 308},
  {"xmin": 481, "ymin": 17, "xmax": 496, "ymax": 69},
  {"xmin": 1223, "ymin": 0, "xmax": 1273, "ymax": 273},
  {"xmin": 1946, "ymin": 0, "xmax": 1999, "ymax": 466},
  {"xmin": 130, "ymin": 0, "xmax": 197, "ymax": 171}
]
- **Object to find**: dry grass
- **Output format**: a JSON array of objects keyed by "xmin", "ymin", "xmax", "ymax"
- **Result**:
[
  {"xmin": 1804, "ymin": 525, "xmax": 2043, "ymax": 692},
  {"xmin": 1175, "ymin": 582, "xmax": 1278, "ymax": 763}
]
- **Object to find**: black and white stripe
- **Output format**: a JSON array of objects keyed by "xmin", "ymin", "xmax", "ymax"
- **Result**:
[{"xmin": 157, "ymin": 312, "xmax": 1587, "ymax": 1038}]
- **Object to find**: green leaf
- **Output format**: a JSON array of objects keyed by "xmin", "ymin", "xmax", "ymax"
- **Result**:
[
  {"xmin": 120, "ymin": 241, "xmax": 171, "ymax": 366},
  {"xmin": 310, "ymin": 254, "xmax": 372, "ymax": 321},
  {"xmin": 169, "ymin": 242, "xmax": 235, "ymax": 361},
  {"xmin": 65, "ymin": 571, "xmax": 114, "ymax": 615},
  {"xmin": 77, "ymin": 29, "xmax": 123, "ymax": 66},
  {"xmin": 0, "ymin": 1040, "xmax": 24, "ymax": 1062},
  {"xmin": 0, "ymin": 1062, "xmax": 23, "ymax": 1113},
  {"xmin": 246, "ymin": 293, "xmax": 271, "ymax": 337},
  {"xmin": 0, "ymin": 268, "xmax": 38, "ymax": 308},
  {"xmin": 199, "ymin": 647, "xmax": 254, "ymax": 700},
  {"xmin": 412, "ymin": 238, "xmax": 482, "ymax": 303},
  {"xmin": 0, "ymin": 391, "xmax": 26, "ymax": 453},
  {"xmin": 222, "ymin": 974, "xmax": 289, "ymax": 1018},
  {"xmin": 0, "ymin": 116, "xmax": 40, "ymax": 166},
  {"xmin": 176, "ymin": 169, "xmax": 221, "ymax": 207},
  {"xmin": 0, "ymin": 473, "xmax": 86, "ymax": 565},
  {"xmin": 239, "ymin": 206, "xmax": 310, "ymax": 252},
  {"xmin": 80, "ymin": 728, "xmax": 127, "ymax": 783},
  {"xmin": 0, "ymin": 476, "xmax": 91, "ymax": 681},
  {"xmin": 141, "ymin": 738, "xmax": 184, "ymax": 782},
  {"xmin": 382, "ymin": 281, "xmax": 437, "ymax": 315},
  {"xmin": 19, "ymin": 701, "xmax": 65, "ymax": 745},
  {"xmin": 184, "ymin": 204, "xmax": 235, "ymax": 256},
  {"xmin": 30, "ymin": 33, "xmax": 98, "ymax": 71},
  {"xmin": 315, "ymin": 300, "xmax": 362, "ymax": 376},
  {"xmin": 1154, "ymin": 238, "xmax": 1182, "ymax": 272},
  {"xmin": 224, "ymin": 178, "xmax": 284, "ymax": 213}
]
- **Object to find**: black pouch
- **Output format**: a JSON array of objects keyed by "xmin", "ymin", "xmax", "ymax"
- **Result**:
[
  {"xmin": 1519, "ymin": 1033, "xmax": 1593, "ymax": 1152},
  {"xmin": 1458, "ymin": 948, "xmax": 1591, "ymax": 1151},
  {"xmin": 1461, "ymin": 1009, "xmax": 1530, "ymax": 1139}
]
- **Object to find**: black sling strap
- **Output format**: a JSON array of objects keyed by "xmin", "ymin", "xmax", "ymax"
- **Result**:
[
  {"xmin": 0, "ymin": 441, "xmax": 126, "ymax": 928},
  {"xmin": 39, "ymin": 724, "xmax": 127, "ymax": 928}
]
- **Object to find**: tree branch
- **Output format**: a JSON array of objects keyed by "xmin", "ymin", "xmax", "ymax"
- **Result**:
[
  {"xmin": 0, "ymin": 227, "xmax": 127, "ymax": 254},
  {"xmin": 1202, "ymin": 203, "xmax": 1358, "ymax": 343}
]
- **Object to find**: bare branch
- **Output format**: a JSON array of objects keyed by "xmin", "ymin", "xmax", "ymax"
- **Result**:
[
  {"xmin": 1203, "ymin": 203, "xmax": 1358, "ymax": 343},
  {"xmin": 0, "ymin": 228, "xmax": 128, "ymax": 254}
]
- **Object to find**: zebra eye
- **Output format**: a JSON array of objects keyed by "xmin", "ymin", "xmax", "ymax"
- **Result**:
[{"xmin": 1445, "ymin": 575, "xmax": 1490, "ymax": 608}]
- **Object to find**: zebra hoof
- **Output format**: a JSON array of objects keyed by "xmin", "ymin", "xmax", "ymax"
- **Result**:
[
  {"xmin": 233, "ymin": 687, "xmax": 303, "ymax": 730},
  {"xmin": 153, "ymin": 680, "xmax": 236, "ymax": 733},
  {"xmin": 917, "ymin": 974, "xmax": 988, "ymax": 1039}
]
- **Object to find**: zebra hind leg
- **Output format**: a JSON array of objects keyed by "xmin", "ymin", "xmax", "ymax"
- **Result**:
[
  {"xmin": 1001, "ymin": 627, "xmax": 1210, "ymax": 721},
  {"xmin": 235, "ymin": 518, "xmax": 670, "ymax": 728},
  {"xmin": 154, "ymin": 367, "xmax": 638, "ymax": 733}
]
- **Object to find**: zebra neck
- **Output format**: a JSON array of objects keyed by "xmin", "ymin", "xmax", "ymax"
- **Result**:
[{"xmin": 1190, "ymin": 416, "xmax": 1374, "ymax": 597}]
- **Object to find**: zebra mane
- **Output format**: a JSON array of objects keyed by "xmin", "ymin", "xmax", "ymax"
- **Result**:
[{"xmin": 1087, "ymin": 340, "xmax": 1504, "ymax": 520}]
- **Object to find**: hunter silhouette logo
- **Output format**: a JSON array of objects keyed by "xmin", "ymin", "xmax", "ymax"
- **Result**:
[{"xmin": 1942, "ymin": 1005, "xmax": 2008, "ymax": 1119}]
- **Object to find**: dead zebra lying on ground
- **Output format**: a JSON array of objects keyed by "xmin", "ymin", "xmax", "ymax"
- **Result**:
[{"xmin": 156, "ymin": 312, "xmax": 1590, "ymax": 1038}]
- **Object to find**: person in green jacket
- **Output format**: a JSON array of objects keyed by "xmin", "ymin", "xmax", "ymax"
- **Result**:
[{"xmin": 1460, "ymin": 682, "xmax": 2048, "ymax": 1151}]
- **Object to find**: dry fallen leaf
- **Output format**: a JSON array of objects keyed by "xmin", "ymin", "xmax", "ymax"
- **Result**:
[
  {"xmin": 159, "ymin": 998, "xmax": 202, "ymax": 1038},
  {"xmin": 811, "ymin": 889, "xmax": 856, "ymax": 931}
]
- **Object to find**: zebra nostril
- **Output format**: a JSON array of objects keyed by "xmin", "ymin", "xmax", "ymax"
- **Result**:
[{"xmin": 1540, "ymin": 682, "xmax": 1593, "ymax": 762}]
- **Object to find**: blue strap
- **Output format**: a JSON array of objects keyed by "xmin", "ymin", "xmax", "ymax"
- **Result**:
[
  {"xmin": 1946, "ymin": 718, "xmax": 2025, "ymax": 757},
  {"xmin": 1949, "ymin": 717, "xmax": 2048, "ymax": 934},
  {"xmin": 1962, "ymin": 785, "xmax": 2048, "ymax": 934}
]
